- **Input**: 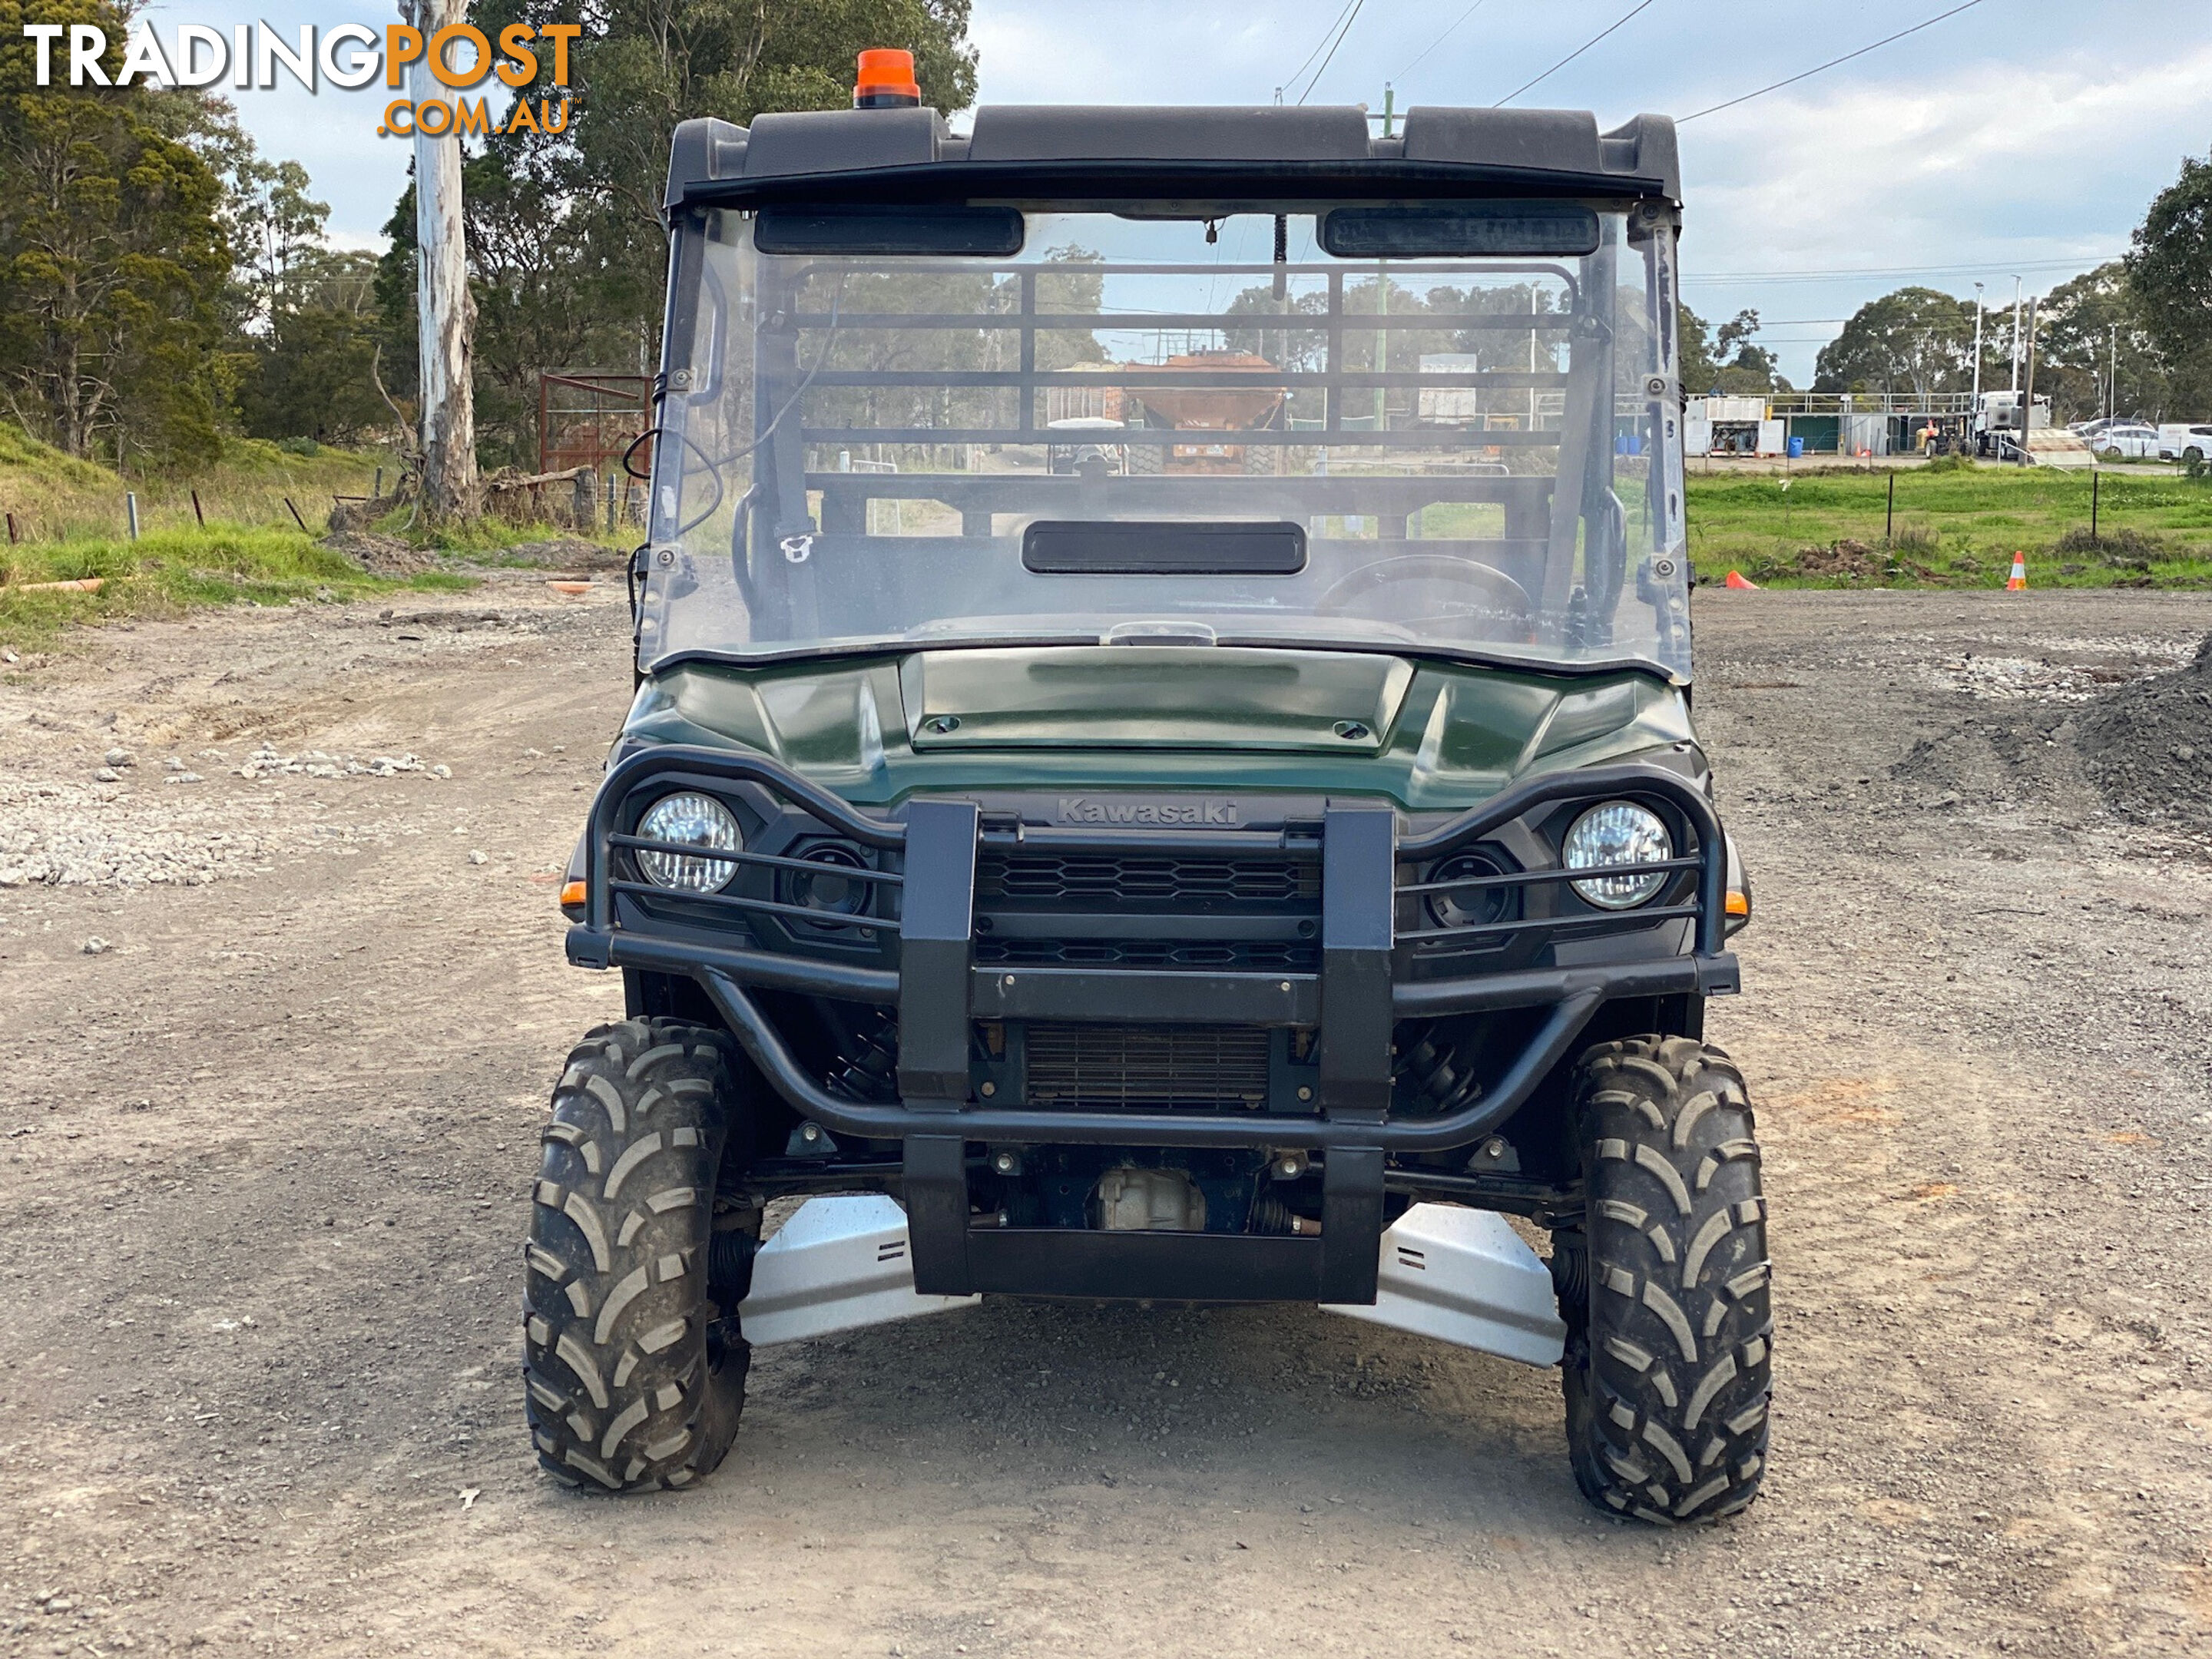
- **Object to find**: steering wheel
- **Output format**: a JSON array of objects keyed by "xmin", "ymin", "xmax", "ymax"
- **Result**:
[{"xmin": 1316, "ymin": 555, "xmax": 1534, "ymax": 631}]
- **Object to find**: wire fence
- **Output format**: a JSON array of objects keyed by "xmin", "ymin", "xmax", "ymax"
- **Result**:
[{"xmin": 1685, "ymin": 461, "xmax": 2212, "ymax": 580}]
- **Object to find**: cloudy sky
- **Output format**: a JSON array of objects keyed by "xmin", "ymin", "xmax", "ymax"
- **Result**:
[{"xmin": 183, "ymin": 0, "xmax": 2210, "ymax": 382}]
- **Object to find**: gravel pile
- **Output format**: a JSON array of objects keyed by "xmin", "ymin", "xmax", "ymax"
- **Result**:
[
  {"xmin": 0, "ymin": 747, "xmax": 449, "ymax": 889},
  {"xmin": 235, "ymin": 744, "xmax": 444, "ymax": 780},
  {"xmin": 2076, "ymin": 631, "xmax": 2212, "ymax": 823},
  {"xmin": 1930, "ymin": 634, "xmax": 2194, "ymax": 703},
  {"xmin": 0, "ymin": 776, "xmax": 273, "ymax": 888},
  {"xmin": 1934, "ymin": 655, "xmax": 2125, "ymax": 702}
]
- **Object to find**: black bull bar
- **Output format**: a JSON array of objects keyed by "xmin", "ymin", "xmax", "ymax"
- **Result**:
[{"xmin": 568, "ymin": 745, "xmax": 1738, "ymax": 1301}]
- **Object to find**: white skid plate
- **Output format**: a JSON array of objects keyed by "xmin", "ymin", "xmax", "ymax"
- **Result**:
[
  {"xmin": 1321, "ymin": 1203, "xmax": 1567, "ymax": 1366},
  {"xmin": 737, "ymin": 1194, "xmax": 979, "ymax": 1346}
]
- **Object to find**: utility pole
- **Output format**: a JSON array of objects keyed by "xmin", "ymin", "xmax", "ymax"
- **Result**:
[
  {"xmin": 2108, "ymin": 322, "xmax": 2118, "ymax": 422},
  {"xmin": 2017, "ymin": 295, "xmax": 2038, "ymax": 466},
  {"xmin": 1373, "ymin": 84, "xmax": 1396, "ymax": 429},
  {"xmin": 1970, "ymin": 280, "xmax": 1984, "ymax": 452},
  {"xmin": 2008, "ymin": 276, "xmax": 2022, "ymax": 396},
  {"xmin": 1970, "ymin": 281, "xmax": 1984, "ymax": 406},
  {"xmin": 411, "ymin": 0, "xmax": 477, "ymax": 526}
]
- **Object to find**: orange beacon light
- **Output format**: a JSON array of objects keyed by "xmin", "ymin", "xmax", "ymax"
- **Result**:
[{"xmin": 854, "ymin": 48, "xmax": 921, "ymax": 108}]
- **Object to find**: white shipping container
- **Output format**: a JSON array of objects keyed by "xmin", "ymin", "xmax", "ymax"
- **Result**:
[{"xmin": 1688, "ymin": 396, "xmax": 1767, "ymax": 424}]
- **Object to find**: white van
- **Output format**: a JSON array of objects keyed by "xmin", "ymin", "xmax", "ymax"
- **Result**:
[{"xmin": 2157, "ymin": 423, "xmax": 2212, "ymax": 462}]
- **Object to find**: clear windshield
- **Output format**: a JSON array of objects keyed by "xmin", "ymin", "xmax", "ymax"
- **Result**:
[{"xmin": 637, "ymin": 204, "xmax": 1690, "ymax": 677}]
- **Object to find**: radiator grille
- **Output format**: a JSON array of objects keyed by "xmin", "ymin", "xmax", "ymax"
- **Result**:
[
  {"xmin": 977, "ymin": 850, "xmax": 1319, "ymax": 909},
  {"xmin": 1025, "ymin": 1023, "xmax": 1270, "ymax": 1111},
  {"xmin": 977, "ymin": 936, "xmax": 1318, "ymax": 972}
]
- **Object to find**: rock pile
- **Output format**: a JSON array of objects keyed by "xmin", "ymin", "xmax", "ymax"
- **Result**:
[
  {"xmin": 0, "ymin": 780, "xmax": 266, "ymax": 888},
  {"xmin": 236, "ymin": 745, "xmax": 439, "ymax": 780},
  {"xmin": 2077, "ymin": 633, "xmax": 2212, "ymax": 824}
]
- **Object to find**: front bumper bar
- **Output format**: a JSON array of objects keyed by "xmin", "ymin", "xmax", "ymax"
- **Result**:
[
  {"xmin": 568, "ymin": 745, "xmax": 1739, "ymax": 1155},
  {"xmin": 567, "ymin": 745, "xmax": 1739, "ymax": 1302}
]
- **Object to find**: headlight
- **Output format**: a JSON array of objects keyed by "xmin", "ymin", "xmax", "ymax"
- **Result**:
[
  {"xmin": 1562, "ymin": 801, "xmax": 1672, "ymax": 909},
  {"xmin": 636, "ymin": 792, "xmax": 740, "ymax": 892}
]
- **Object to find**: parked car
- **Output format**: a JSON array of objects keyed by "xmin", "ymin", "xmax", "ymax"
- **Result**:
[
  {"xmin": 2158, "ymin": 423, "xmax": 2212, "ymax": 462},
  {"xmin": 2094, "ymin": 422, "xmax": 2161, "ymax": 460}
]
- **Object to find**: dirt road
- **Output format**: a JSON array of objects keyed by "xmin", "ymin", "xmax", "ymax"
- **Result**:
[{"xmin": 3, "ymin": 580, "xmax": 2209, "ymax": 1658}]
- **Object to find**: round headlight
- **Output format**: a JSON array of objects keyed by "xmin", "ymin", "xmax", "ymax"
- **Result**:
[
  {"xmin": 636, "ymin": 792, "xmax": 740, "ymax": 893},
  {"xmin": 1562, "ymin": 801, "xmax": 1672, "ymax": 910}
]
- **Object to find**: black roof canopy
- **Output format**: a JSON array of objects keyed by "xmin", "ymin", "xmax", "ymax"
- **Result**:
[{"xmin": 664, "ymin": 104, "xmax": 1681, "ymax": 217}]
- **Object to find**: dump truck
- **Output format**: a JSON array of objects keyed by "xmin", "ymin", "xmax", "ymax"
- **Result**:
[
  {"xmin": 528, "ymin": 55, "xmax": 1768, "ymax": 1525},
  {"xmin": 1126, "ymin": 351, "xmax": 1287, "ymax": 473}
]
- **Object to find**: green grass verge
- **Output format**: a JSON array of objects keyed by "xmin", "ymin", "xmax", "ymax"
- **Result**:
[
  {"xmin": 1686, "ymin": 461, "xmax": 2212, "ymax": 589},
  {"xmin": 10, "ymin": 448, "xmax": 2200, "ymax": 654},
  {"xmin": 402, "ymin": 513, "xmax": 628, "ymax": 554},
  {"xmin": 0, "ymin": 426, "xmax": 402, "ymax": 544},
  {"xmin": 0, "ymin": 525, "xmax": 472, "ymax": 655}
]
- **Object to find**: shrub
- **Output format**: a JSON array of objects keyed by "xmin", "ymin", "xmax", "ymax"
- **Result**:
[{"xmin": 2053, "ymin": 525, "xmax": 2171, "ymax": 562}]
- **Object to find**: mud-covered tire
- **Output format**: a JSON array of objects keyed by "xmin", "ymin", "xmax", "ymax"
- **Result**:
[
  {"xmin": 522, "ymin": 1019, "xmax": 750, "ymax": 1493},
  {"xmin": 1558, "ymin": 1035, "xmax": 1772, "ymax": 1523}
]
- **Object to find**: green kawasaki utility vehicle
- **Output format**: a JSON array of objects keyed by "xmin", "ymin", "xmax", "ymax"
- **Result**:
[{"xmin": 526, "ymin": 77, "xmax": 1767, "ymax": 1524}]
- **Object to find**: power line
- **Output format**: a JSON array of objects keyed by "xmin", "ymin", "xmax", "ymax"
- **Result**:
[
  {"xmin": 1679, "ymin": 0, "xmax": 1988, "ymax": 124},
  {"xmin": 1495, "ymin": 0, "xmax": 1658, "ymax": 108},
  {"xmin": 1296, "ymin": 0, "xmax": 1369, "ymax": 105},
  {"xmin": 1684, "ymin": 254, "xmax": 2118, "ymax": 285},
  {"xmin": 1281, "ymin": 0, "xmax": 1360, "ymax": 99},
  {"xmin": 1692, "ymin": 257, "xmax": 2102, "ymax": 278},
  {"xmin": 1396, "ymin": 0, "xmax": 1491, "ymax": 81}
]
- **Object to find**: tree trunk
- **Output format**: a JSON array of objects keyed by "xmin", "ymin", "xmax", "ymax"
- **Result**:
[{"xmin": 412, "ymin": 0, "xmax": 477, "ymax": 525}]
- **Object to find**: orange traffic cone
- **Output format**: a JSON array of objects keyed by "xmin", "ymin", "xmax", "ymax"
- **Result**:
[
  {"xmin": 2005, "ymin": 551, "xmax": 2027, "ymax": 591},
  {"xmin": 1724, "ymin": 570, "xmax": 1760, "ymax": 590}
]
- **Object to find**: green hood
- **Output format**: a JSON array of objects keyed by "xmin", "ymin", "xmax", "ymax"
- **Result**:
[{"xmin": 625, "ymin": 646, "xmax": 1696, "ymax": 813}]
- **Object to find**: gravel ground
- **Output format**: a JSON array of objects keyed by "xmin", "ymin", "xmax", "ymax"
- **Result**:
[{"xmin": 2, "ymin": 582, "xmax": 2209, "ymax": 1658}]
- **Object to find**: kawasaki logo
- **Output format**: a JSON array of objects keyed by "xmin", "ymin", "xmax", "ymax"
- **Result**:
[{"xmin": 1056, "ymin": 797, "xmax": 1239, "ymax": 826}]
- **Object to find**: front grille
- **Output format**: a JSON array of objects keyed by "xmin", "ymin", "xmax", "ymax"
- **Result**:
[
  {"xmin": 1025, "ymin": 1022, "xmax": 1270, "ymax": 1111},
  {"xmin": 977, "ymin": 850, "xmax": 1319, "ymax": 909},
  {"xmin": 976, "ymin": 936, "xmax": 1319, "ymax": 972}
]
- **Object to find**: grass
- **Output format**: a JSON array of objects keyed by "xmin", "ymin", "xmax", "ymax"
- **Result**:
[
  {"xmin": 409, "ymin": 514, "xmax": 622, "ymax": 555},
  {"xmin": 0, "ymin": 525, "xmax": 470, "ymax": 654},
  {"xmin": 1685, "ymin": 460, "xmax": 2212, "ymax": 590},
  {"xmin": 0, "ymin": 422, "xmax": 643, "ymax": 651},
  {"xmin": 12, "ymin": 432, "xmax": 2199, "ymax": 653},
  {"xmin": 0, "ymin": 426, "xmax": 399, "ymax": 544}
]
